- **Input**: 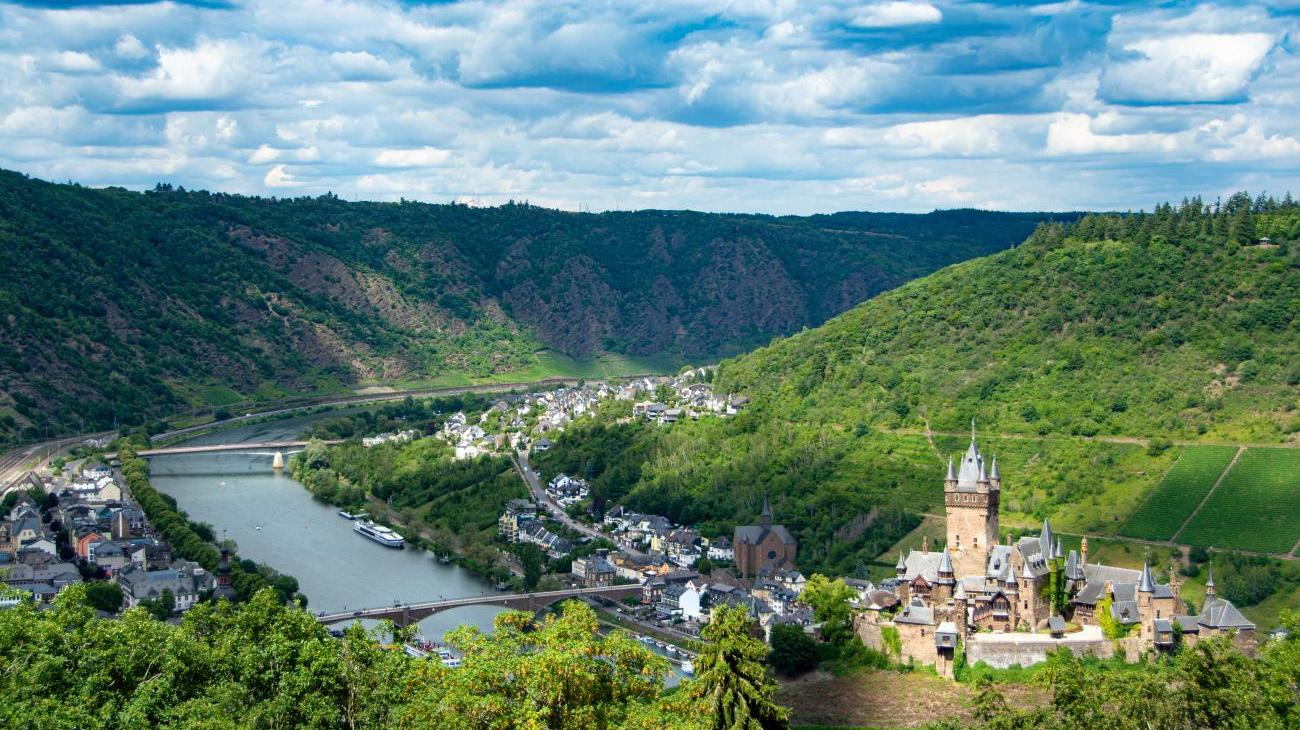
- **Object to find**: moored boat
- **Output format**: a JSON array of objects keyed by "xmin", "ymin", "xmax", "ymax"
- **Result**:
[{"xmin": 353, "ymin": 519, "xmax": 404, "ymax": 548}]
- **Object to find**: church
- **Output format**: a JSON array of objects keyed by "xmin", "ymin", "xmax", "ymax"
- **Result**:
[{"xmin": 858, "ymin": 426, "xmax": 1256, "ymax": 675}]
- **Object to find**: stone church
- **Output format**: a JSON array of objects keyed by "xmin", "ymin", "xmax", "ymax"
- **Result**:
[
  {"xmin": 858, "ymin": 426, "xmax": 1256, "ymax": 675},
  {"xmin": 734, "ymin": 497, "xmax": 797, "ymax": 578}
]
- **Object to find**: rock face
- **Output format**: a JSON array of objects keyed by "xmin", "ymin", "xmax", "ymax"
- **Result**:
[{"xmin": 0, "ymin": 170, "xmax": 1061, "ymax": 433}]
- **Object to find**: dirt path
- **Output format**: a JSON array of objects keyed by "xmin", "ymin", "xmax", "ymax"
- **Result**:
[
  {"xmin": 1170, "ymin": 446, "xmax": 1244, "ymax": 544},
  {"xmin": 883, "ymin": 427, "xmax": 1297, "ymax": 450}
]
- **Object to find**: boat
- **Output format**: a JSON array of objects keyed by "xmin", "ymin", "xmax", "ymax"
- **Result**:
[
  {"xmin": 680, "ymin": 659, "xmax": 694, "ymax": 675},
  {"xmin": 437, "ymin": 554, "xmax": 452, "ymax": 565},
  {"xmin": 435, "ymin": 648, "xmax": 462, "ymax": 668},
  {"xmin": 353, "ymin": 519, "xmax": 405, "ymax": 548},
  {"xmin": 338, "ymin": 510, "xmax": 357, "ymax": 520}
]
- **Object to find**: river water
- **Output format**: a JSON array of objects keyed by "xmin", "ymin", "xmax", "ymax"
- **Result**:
[
  {"xmin": 149, "ymin": 409, "xmax": 690, "ymax": 683},
  {"xmin": 148, "ymin": 410, "xmax": 505, "ymax": 639}
]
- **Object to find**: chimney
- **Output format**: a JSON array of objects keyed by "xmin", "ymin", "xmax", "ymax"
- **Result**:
[
  {"xmin": 922, "ymin": 536, "xmax": 930, "ymax": 553},
  {"xmin": 1080, "ymin": 537, "xmax": 1088, "ymax": 566}
]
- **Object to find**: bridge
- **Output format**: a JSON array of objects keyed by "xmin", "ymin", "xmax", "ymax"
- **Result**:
[
  {"xmin": 106, "ymin": 440, "xmax": 343, "ymax": 459},
  {"xmin": 315, "ymin": 584, "xmax": 643, "ymax": 627}
]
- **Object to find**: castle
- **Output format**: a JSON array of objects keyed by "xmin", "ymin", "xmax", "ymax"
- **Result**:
[{"xmin": 857, "ymin": 426, "xmax": 1256, "ymax": 675}]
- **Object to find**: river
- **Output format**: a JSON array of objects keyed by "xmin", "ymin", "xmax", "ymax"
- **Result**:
[
  {"xmin": 149, "ymin": 408, "xmax": 690, "ymax": 683},
  {"xmin": 147, "ymin": 409, "xmax": 505, "ymax": 640}
]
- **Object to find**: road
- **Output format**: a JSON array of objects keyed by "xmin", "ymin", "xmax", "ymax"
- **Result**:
[
  {"xmin": 0, "ymin": 430, "xmax": 117, "ymax": 493},
  {"xmin": 511, "ymin": 449, "xmax": 644, "ymax": 553},
  {"xmin": 151, "ymin": 377, "xmax": 621, "ymax": 444}
]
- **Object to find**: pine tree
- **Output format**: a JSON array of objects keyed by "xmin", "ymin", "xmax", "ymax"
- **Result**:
[{"xmin": 691, "ymin": 605, "xmax": 790, "ymax": 730}]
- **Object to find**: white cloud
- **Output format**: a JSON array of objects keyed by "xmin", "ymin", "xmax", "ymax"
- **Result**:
[
  {"xmin": 374, "ymin": 147, "xmax": 452, "ymax": 167},
  {"xmin": 114, "ymin": 34, "xmax": 149, "ymax": 60},
  {"xmin": 851, "ymin": 1, "xmax": 942, "ymax": 28},
  {"xmin": 248, "ymin": 144, "xmax": 279, "ymax": 164},
  {"xmin": 264, "ymin": 164, "xmax": 303, "ymax": 187},
  {"xmin": 116, "ymin": 39, "xmax": 257, "ymax": 105},
  {"xmin": 1045, "ymin": 112, "xmax": 1182, "ymax": 156},
  {"xmin": 1101, "ymin": 33, "xmax": 1276, "ymax": 104}
]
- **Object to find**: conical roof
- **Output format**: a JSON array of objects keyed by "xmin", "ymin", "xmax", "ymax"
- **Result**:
[
  {"xmin": 946, "ymin": 457, "xmax": 955, "ymax": 481},
  {"xmin": 955, "ymin": 421, "xmax": 984, "ymax": 487},
  {"xmin": 1138, "ymin": 561, "xmax": 1156, "ymax": 593},
  {"xmin": 1206, "ymin": 562, "xmax": 1215, "ymax": 592},
  {"xmin": 1053, "ymin": 538, "xmax": 1064, "ymax": 560},
  {"xmin": 938, "ymin": 550, "xmax": 954, "ymax": 575},
  {"xmin": 896, "ymin": 551, "xmax": 907, "ymax": 571},
  {"xmin": 1039, "ymin": 518, "xmax": 1054, "ymax": 558},
  {"xmin": 990, "ymin": 457, "xmax": 1000, "ymax": 481}
]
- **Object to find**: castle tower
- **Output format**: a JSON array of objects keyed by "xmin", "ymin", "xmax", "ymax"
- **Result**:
[
  {"xmin": 944, "ymin": 421, "xmax": 1000, "ymax": 578},
  {"xmin": 1137, "ymin": 560, "xmax": 1156, "ymax": 641}
]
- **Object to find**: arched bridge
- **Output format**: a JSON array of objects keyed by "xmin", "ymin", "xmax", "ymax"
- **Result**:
[
  {"xmin": 315, "ymin": 584, "xmax": 643, "ymax": 627},
  {"xmin": 106, "ymin": 440, "xmax": 343, "ymax": 459}
]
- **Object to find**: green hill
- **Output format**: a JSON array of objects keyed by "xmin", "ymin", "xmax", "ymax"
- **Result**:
[
  {"xmin": 0, "ymin": 170, "xmax": 1059, "ymax": 440},
  {"xmin": 535, "ymin": 195, "xmax": 1299, "ymax": 589}
]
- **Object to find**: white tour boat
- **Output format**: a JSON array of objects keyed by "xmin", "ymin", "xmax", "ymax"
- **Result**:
[{"xmin": 353, "ymin": 519, "xmax": 405, "ymax": 548}]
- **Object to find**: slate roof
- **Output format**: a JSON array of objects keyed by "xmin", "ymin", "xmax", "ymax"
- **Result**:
[
  {"xmin": 1197, "ymin": 596, "xmax": 1255, "ymax": 630},
  {"xmin": 901, "ymin": 550, "xmax": 946, "ymax": 583},
  {"xmin": 896, "ymin": 598, "xmax": 935, "ymax": 626},
  {"xmin": 734, "ymin": 523, "xmax": 796, "ymax": 546}
]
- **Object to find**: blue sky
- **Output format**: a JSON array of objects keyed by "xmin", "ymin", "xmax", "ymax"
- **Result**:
[{"xmin": 1, "ymin": 0, "xmax": 1298, "ymax": 213}]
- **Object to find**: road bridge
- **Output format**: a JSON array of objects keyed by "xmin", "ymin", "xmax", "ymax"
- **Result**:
[
  {"xmin": 315, "ymin": 584, "xmax": 642, "ymax": 627},
  {"xmin": 106, "ymin": 440, "xmax": 342, "ymax": 459}
]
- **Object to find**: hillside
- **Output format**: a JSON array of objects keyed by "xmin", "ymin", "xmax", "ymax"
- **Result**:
[
  {"xmin": 0, "ymin": 170, "xmax": 1059, "ymax": 439},
  {"xmin": 534, "ymin": 195, "xmax": 1300, "ymax": 593}
]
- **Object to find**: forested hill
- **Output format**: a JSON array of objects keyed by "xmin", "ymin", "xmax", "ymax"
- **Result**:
[
  {"xmin": 717, "ymin": 194, "xmax": 1300, "ymax": 444},
  {"xmin": 0, "ymin": 169, "xmax": 1061, "ymax": 438}
]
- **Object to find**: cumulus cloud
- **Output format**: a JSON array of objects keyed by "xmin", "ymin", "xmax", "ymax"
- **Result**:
[
  {"xmin": 374, "ymin": 147, "xmax": 452, "ymax": 167},
  {"xmin": 851, "ymin": 1, "xmax": 942, "ymax": 28},
  {"xmin": 0, "ymin": 0, "xmax": 1296, "ymax": 214},
  {"xmin": 1101, "ymin": 32, "xmax": 1277, "ymax": 104}
]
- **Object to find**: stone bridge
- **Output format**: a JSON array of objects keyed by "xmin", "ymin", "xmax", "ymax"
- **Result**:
[{"xmin": 315, "ymin": 584, "xmax": 643, "ymax": 627}]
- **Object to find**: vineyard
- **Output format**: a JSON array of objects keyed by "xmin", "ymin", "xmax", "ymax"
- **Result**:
[
  {"xmin": 1119, "ymin": 445, "xmax": 1239, "ymax": 541},
  {"xmin": 1178, "ymin": 448, "xmax": 1300, "ymax": 554}
]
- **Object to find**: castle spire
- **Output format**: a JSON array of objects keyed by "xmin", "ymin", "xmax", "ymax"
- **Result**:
[
  {"xmin": 1205, "ymin": 562, "xmax": 1215, "ymax": 596},
  {"xmin": 1138, "ymin": 560, "xmax": 1156, "ymax": 593},
  {"xmin": 760, "ymin": 495, "xmax": 772, "ymax": 527},
  {"xmin": 946, "ymin": 457, "xmax": 955, "ymax": 482},
  {"xmin": 990, "ymin": 457, "xmax": 1000, "ymax": 481}
]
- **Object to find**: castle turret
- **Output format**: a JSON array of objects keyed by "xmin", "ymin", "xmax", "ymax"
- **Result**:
[{"xmin": 944, "ymin": 422, "xmax": 999, "ymax": 577}]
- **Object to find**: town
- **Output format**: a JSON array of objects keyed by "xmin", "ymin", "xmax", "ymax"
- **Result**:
[{"xmin": 1, "ymin": 454, "xmax": 238, "ymax": 618}]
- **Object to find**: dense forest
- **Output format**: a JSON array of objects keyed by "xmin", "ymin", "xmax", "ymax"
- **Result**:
[{"xmin": 0, "ymin": 169, "xmax": 1065, "ymax": 441}]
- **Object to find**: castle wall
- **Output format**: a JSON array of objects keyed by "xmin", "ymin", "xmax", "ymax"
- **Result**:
[{"xmin": 966, "ymin": 625, "xmax": 1112, "ymax": 668}]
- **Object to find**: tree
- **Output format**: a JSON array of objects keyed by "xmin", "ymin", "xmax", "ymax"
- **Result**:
[
  {"xmin": 767, "ymin": 624, "xmax": 818, "ymax": 676},
  {"xmin": 691, "ymin": 604, "xmax": 790, "ymax": 730},
  {"xmin": 81, "ymin": 581, "xmax": 122, "ymax": 613},
  {"xmin": 517, "ymin": 543, "xmax": 543, "ymax": 591},
  {"xmin": 799, "ymin": 574, "xmax": 856, "ymax": 645}
]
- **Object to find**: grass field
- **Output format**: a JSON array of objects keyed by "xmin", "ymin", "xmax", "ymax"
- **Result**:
[
  {"xmin": 1178, "ymin": 448, "xmax": 1300, "ymax": 553},
  {"xmin": 1119, "ymin": 445, "xmax": 1239, "ymax": 541}
]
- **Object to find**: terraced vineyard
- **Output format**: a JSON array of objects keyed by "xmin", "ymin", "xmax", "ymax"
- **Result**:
[
  {"xmin": 1119, "ymin": 445, "xmax": 1239, "ymax": 541},
  {"xmin": 1178, "ymin": 448, "xmax": 1300, "ymax": 554}
]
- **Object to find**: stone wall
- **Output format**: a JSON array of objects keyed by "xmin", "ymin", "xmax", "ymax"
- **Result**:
[{"xmin": 966, "ymin": 626, "xmax": 1112, "ymax": 668}]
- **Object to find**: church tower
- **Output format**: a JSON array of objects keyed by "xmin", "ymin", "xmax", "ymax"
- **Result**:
[{"xmin": 944, "ymin": 422, "xmax": 1000, "ymax": 578}]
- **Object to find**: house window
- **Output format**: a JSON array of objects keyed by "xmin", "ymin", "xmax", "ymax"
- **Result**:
[
  {"xmin": 956, "ymin": 535, "xmax": 960, "ymax": 548},
  {"xmin": 1023, "ymin": 601, "xmax": 1028, "ymax": 609},
  {"xmin": 973, "ymin": 537, "xmax": 979, "ymax": 548}
]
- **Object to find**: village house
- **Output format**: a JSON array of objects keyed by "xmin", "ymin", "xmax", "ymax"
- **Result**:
[
  {"xmin": 116, "ymin": 561, "xmax": 213, "ymax": 613},
  {"xmin": 571, "ymin": 549, "xmax": 617, "ymax": 587}
]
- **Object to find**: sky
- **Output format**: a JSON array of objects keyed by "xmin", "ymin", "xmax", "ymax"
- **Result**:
[{"xmin": 1, "ymin": 0, "xmax": 1299, "ymax": 214}]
